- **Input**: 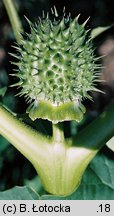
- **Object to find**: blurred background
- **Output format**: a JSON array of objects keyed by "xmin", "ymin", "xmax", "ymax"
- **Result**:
[{"xmin": 0, "ymin": 0, "xmax": 114, "ymax": 193}]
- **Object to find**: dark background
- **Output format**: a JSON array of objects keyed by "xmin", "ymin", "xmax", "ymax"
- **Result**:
[{"xmin": 0, "ymin": 0, "xmax": 114, "ymax": 192}]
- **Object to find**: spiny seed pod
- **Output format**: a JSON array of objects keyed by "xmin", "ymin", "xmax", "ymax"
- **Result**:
[{"xmin": 11, "ymin": 8, "xmax": 100, "ymax": 123}]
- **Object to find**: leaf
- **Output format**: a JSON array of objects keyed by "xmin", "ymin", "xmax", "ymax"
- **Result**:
[
  {"xmin": 41, "ymin": 152, "xmax": 114, "ymax": 200},
  {"xmin": 42, "ymin": 185, "xmax": 114, "ymax": 200},
  {"xmin": 27, "ymin": 100, "xmax": 86, "ymax": 124},
  {"xmin": 88, "ymin": 153, "xmax": 114, "ymax": 189},
  {"xmin": 0, "ymin": 136, "xmax": 10, "ymax": 153},
  {"xmin": 91, "ymin": 24, "xmax": 114, "ymax": 39},
  {"xmin": 0, "ymin": 87, "xmax": 7, "ymax": 97},
  {"xmin": 24, "ymin": 176, "xmax": 45, "ymax": 195},
  {"xmin": 106, "ymin": 136, "xmax": 114, "ymax": 152},
  {"xmin": 0, "ymin": 186, "xmax": 40, "ymax": 200}
]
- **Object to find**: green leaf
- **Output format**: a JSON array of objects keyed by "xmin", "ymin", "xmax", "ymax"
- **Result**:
[
  {"xmin": 87, "ymin": 153, "xmax": 114, "ymax": 189},
  {"xmin": 24, "ymin": 176, "xmax": 45, "ymax": 195},
  {"xmin": 41, "ymin": 152, "xmax": 114, "ymax": 200},
  {"xmin": 0, "ymin": 136, "xmax": 10, "ymax": 153},
  {"xmin": 42, "ymin": 185, "xmax": 114, "ymax": 200},
  {"xmin": 91, "ymin": 24, "xmax": 114, "ymax": 39},
  {"xmin": 106, "ymin": 136, "xmax": 114, "ymax": 152},
  {"xmin": 0, "ymin": 87, "xmax": 7, "ymax": 97},
  {"xmin": 0, "ymin": 186, "xmax": 40, "ymax": 200},
  {"xmin": 27, "ymin": 100, "xmax": 86, "ymax": 124}
]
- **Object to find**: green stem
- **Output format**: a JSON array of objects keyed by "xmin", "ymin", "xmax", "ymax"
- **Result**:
[
  {"xmin": 0, "ymin": 103, "xmax": 114, "ymax": 195},
  {"xmin": 3, "ymin": 0, "xmax": 23, "ymax": 43},
  {"xmin": 0, "ymin": 106, "xmax": 50, "ymax": 163},
  {"xmin": 72, "ymin": 102, "xmax": 114, "ymax": 149},
  {"xmin": 0, "ymin": 103, "xmax": 114, "ymax": 196},
  {"xmin": 52, "ymin": 122, "xmax": 64, "ymax": 143}
]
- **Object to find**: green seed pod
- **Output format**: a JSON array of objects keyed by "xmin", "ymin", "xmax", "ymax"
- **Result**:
[{"xmin": 11, "ymin": 8, "xmax": 100, "ymax": 123}]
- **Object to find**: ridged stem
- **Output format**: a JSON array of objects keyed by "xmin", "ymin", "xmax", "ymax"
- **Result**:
[
  {"xmin": 52, "ymin": 122, "xmax": 64, "ymax": 143},
  {"xmin": 0, "ymin": 103, "xmax": 114, "ymax": 195},
  {"xmin": 3, "ymin": 0, "xmax": 23, "ymax": 43},
  {"xmin": 0, "ymin": 105, "xmax": 50, "ymax": 164}
]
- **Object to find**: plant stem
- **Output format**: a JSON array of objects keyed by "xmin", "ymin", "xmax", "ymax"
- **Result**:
[
  {"xmin": 52, "ymin": 122, "xmax": 64, "ymax": 143},
  {"xmin": 0, "ymin": 103, "xmax": 114, "ymax": 196},
  {"xmin": 3, "ymin": 0, "xmax": 23, "ymax": 43},
  {"xmin": 0, "ymin": 105, "xmax": 50, "ymax": 162},
  {"xmin": 72, "ymin": 102, "xmax": 114, "ymax": 150}
]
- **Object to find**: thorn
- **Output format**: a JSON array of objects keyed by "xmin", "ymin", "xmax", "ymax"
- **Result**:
[
  {"xmin": 14, "ymin": 73, "xmax": 23, "ymax": 79},
  {"xmin": 59, "ymin": 18, "xmax": 65, "ymax": 29},
  {"xmin": 9, "ymin": 73, "xmax": 16, "ymax": 77},
  {"xmin": 53, "ymin": 5, "xmax": 59, "ymax": 17},
  {"xmin": 46, "ymin": 12, "xmax": 49, "ymax": 19},
  {"xmin": 92, "ymin": 87, "xmax": 104, "ymax": 94},
  {"xmin": 51, "ymin": 7, "xmax": 54, "ymax": 14},
  {"xmin": 95, "ymin": 55, "xmax": 106, "ymax": 60},
  {"xmin": 68, "ymin": 12, "xmax": 71, "ymax": 19},
  {"xmin": 82, "ymin": 17, "xmax": 90, "ymax": 27},
  {"xmin": 87, "ymin": 37, "xmax": 93, "ymax": 43},
  {"xmin": 86, "ymin": 94, "xmax": 93, "ymax": 101},
  {"xmin": 63, "ymin": 6, "xmax": 66, "ymax": 16},
  {"xmin": 15, "ymin": 92, "xmax": 22, "ymax": 97},
  {"xmin": 98, "ymin": 79, "xmax": 106, "ymax": 83},
  {"xmin": 10, "ymin": 81, "xmax": 23, "ymax": 87},
  {"xmin": 86, "ymin": 29, "xmax": 91, "ymax": 34},
  {"xmin": 63, "ymin": 6, "xmax": 65, "ymax": 13},
  {"xmin": 11, "ymin": 45, "xmax": 21, "ymax": 51},
  {"xmin": 19, "ymin": 39, "xmax": 26, "ymax": 45},
  {"xmin": 24, "ymin": 15, "xmax": 32, "ymax": 26},
  {"xmin": 38, "ymin": 17, "xmax": 42, "ymax": 23},
  {"xmin": 25, "ymin": 96, "xmax": 30, "ymax": 103},
  {"xmin": 10, "ymin": 61, "xmax": 20, "ymax": 66},
  {"xmin": 42, "ymin": 10, "xmax": 45, "ymax": 18},
  {"xmin": 8, "ymin": 52, "xmax": 20, "ymax": 59},
  {"xmin": 35, "ymin": 22, "xmax": 38, "ymax": 28},
  {"xmin": 75, "ymin": 14, "xmax": 80, "ymax": 22},
  {"xmin": 94, "ymin": 79, "xmax": 105, "ymax": 83}
]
